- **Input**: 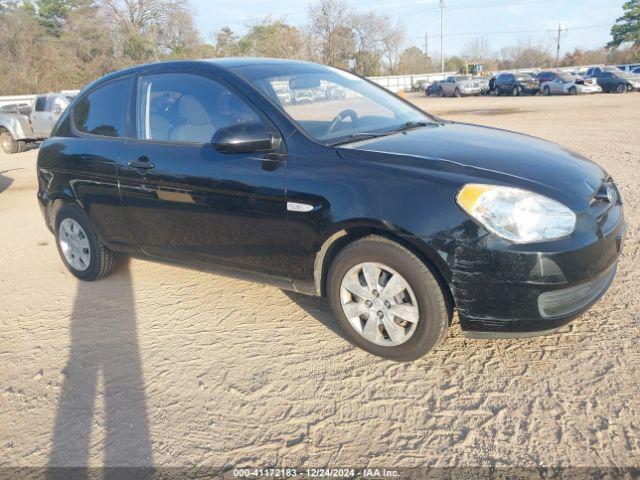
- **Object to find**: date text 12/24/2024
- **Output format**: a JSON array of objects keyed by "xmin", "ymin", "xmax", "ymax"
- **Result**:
[{"xmin": 232, "ymin": 468, "xmax": 400, "ymax": 478}]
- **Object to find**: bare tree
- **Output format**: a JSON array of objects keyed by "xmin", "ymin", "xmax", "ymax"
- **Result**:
[
  {"xmin": 462, "ymin": 36, "xmax": 491, "ymax": 62},
  {"xmin": 307, "ymin": 0, "xmax": 354, "ymax": 69},
  {"xmin": 380, "ymin": 20, "xmax": 404, "ymax": 75},
  {"xmin": 101, "ymin": 0, "xmax": 201, "ymax": 62}
]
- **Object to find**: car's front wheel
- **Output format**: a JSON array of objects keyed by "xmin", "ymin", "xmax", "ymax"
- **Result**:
[
  {"xmin": 616, "ymin": 83, "xmax": 626, "ymax": 94},
  {"xmin": 0, "ymin": 128, "xmax": 25, "ymax": 154},
  {"xmin": 327, "ymin": 236, "xmax": 450, "ymax": 361},
  {"xmin": 55, "ymin": 204, "xmax": 119, "ymax": 281}
]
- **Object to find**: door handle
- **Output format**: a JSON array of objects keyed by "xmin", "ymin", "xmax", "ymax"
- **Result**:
[{"xmin": 128, "ymin": 159, "xmax": 155, "ymax": 170}]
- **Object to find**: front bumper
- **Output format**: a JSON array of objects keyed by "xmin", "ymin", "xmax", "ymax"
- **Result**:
[{"xmin": 450, "ymin": 199, "xmax": 625, "ymax": 336}]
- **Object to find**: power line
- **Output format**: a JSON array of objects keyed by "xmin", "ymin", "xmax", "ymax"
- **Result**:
[{"xmin": 409, "ymin": 23, "xmax": 610, "ymax": 38}]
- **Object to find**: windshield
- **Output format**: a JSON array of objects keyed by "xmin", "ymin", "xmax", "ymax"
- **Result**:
[
  {"xmin": 558, "ymin": 73, "xmax": 574, "ymax": 81},
  {"xmin": 235, "ymin": 64, "xmax": 434, "ymax": 144},
  {"xmin": 515, "ymin": 74, "xmax": 534, "ymax": 81}
]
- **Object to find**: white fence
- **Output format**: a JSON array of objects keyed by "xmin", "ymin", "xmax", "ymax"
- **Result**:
[{"xmin": 368, "ymin": 72, "xmax": 458, "ymax": 92}]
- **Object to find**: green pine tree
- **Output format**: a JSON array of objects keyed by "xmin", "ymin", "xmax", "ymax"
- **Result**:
[
  {"xmin": 608, "ymin": 0, "xmax": 640, "ymax": 49},
  {"xmin": 35, "ymin": 0, "xmax": 71, "ymax": 36}
]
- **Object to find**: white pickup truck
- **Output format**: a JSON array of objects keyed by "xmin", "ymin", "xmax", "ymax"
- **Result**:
[{"xmin": 0, "ymin": 93, "xmax": 70, "ymax": 154}]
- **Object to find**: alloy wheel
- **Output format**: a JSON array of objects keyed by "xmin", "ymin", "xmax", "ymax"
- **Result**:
[
  {"xmin": 339, "ymin": 262, "xmax": 420, "ymax": 347},
  {"xmin": 58, "ymin": 218, "xmax": 91, "ymax": 271}
]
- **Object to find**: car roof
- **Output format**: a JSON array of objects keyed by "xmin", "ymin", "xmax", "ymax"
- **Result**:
[{"xmin": 78, "ymin": 58, "xmax": 324, "ymax": 94}]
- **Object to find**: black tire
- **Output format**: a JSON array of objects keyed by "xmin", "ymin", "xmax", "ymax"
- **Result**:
[
  {"xmin": 495, "ymin": 88, "xmax": 501, "ymax": 96},
  {"xmin": 543, "ymin": 86, "xmax": 551, "ymax": 96},
  {"xmin": 54, "ymin": 204, "xmax": 119, "ymax": 281},
  {"xmin": 616, "ymin": 83, "xmax": 626, "ymax": 94},
  {"xmin": 0, "ymin": 128, "xmax": 19, "ymax": 154},
  {"xmin": 569, "ymin": 86, "xmax": 577, "ymax": 95},
  {"xmin": 512, "ymin": 85, "xmax": 520, "ymax": 96},
  {"xmin": 454, "ymin": 88, "xmax": 461, "ymax": 98},
  {"xmin": 327, "ymin": 235, "xmax": 450, "ymax": 361}
]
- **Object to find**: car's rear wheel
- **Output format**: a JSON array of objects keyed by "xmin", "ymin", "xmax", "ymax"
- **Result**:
[
  {"xmin": 0, "ymin": 129, "xmax": 24, "ymax": 155},
  {"xmin": 327, "ymin": 236, "xmax": 450, "ymax": 361},
  {"xmin": 512, "ymin": 85, "xmax": 520, "ymax": 96},
  {"xmin": 55, "ymin": 204, "xmax": 119, "ymax": 281},
  {"xmin": 569, "ymin": 86, "xmax": 577, "ymax": 95},
  {"xmin": 543, "ymin": 86, "xmax": 551, "ymax": 96}
]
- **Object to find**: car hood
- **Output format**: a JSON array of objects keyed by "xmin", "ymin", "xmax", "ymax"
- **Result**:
[{"xmin": 337, "ymin": 122, "xmax": 607, "ymax": 213}]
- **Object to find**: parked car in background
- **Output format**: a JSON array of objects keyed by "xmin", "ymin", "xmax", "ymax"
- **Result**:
[
  {"xmin": 441, "ymin": 75, "xmax": 482, "ymax": 97},
  {"xmin": 325, "ymin": 85, "xmax": 346, "ymax": 100},
  {"xmin": 0, "ymin": 93, "xmax": 70, "ymax": 154},
  {"xmin": 591, "ymin": 70, "xmax": 640, "ymax": 93},
  {"xmin": 293, "ymin": 89, "xmax": 314, "ymax": 104},
  {"xmin": 410, "ymin": 80, "xmax": 428, "ymax": 92},
  {"xmin": 494, "ymin": 73, "xmax": 540, "ymax": 96},
  {"xmin": 425, "ymin": 80, "xmax": 445, "ymax": 96},
  {"xmin": 538, "ymin": 71, "xmax": 601, "ymax": 95},
  {"xmin": 274, "ymin": 86, "xmax": 292, "ymax": 105},
  {"xmin": 37, "ymin": 59, "xmax": 625, "ymax": 361}
]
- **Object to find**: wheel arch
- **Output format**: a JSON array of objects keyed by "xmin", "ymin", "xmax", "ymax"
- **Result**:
[{"xmin": 313, "ymin": 222, "xmax": 455, "ymax": 314}]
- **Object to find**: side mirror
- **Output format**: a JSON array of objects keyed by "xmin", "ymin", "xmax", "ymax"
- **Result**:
[{"xmin": 212, "ymin": 122, "xmax": 275, "ymax": 154}]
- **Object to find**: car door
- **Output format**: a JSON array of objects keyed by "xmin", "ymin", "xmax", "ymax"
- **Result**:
[
  {"xmin": 549, "ymin": 74, "xmax": 562, "ymax": 94},
  {"xmin": 117, "ymin": 71, "xmax": 291, "ymax": 283},
  {"xmin": 30, "ymin": 95, "xmax": 51, "ymax": 138},
  {"xmin": 54, "ymin": 76, "xmax": 134, "ymax": 248},
  {"xmin": 443, "ymin": 77, "xmax": 453, "ymax": 96}
]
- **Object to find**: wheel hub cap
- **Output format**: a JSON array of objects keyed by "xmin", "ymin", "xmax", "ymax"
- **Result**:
[
  {"xmin": 339, "ymin": 262, "xmax": 420, "ymax": 347},
  {"xmin": 59, "ymin": 218, "xmax": 91, "ymax": 271}
]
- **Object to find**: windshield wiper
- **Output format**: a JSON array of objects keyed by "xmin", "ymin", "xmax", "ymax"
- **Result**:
[
  {"xmin": 329, "ymin": 121, "xmax": 431, "ymax": 147},
  {"xmin": 329, "ymin": 132, "xmax": 388, "ymax": 146},
  {"xmin": 385, "ymin": 120, "xmax": 431, "ymax": 134}
]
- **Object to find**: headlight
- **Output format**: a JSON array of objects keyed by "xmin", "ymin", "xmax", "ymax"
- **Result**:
[{"xmin": 456, "ymin": 184, "xmax": 576, "ymax": 243}]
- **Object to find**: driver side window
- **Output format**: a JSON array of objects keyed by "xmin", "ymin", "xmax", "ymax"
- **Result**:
[{"xmin": 137, "ymin": 73, "xmax": 262, "ymax": 144}]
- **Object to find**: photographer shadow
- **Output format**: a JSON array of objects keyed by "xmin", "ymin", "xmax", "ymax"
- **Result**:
[{"xmin": 47, "ymin": 264, "xmax": 153, "ymax": 478}]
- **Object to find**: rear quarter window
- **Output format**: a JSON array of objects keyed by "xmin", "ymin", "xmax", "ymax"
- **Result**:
[{"xmin": 72, "ymin": 78, "xmax": 130, "ymax": 137}]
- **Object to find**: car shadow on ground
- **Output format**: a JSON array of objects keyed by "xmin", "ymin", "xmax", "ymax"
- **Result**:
[
  {"xmin": 281, "ymin": 290, "xmax": 351, "ymax": 342},
  {"xmin": 47, "ymin": 263, "xmax": 154, "ymax": 478}
]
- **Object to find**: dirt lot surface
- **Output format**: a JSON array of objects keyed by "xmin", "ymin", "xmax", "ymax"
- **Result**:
[{"xmin": 1, "ymin": 93, "xmax": 639, "ymax": 469}]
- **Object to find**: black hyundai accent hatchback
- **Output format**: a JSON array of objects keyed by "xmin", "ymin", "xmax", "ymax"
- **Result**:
[{"xmin": 37, "ymin": 59, "xmax": 625, "ymax": 361}]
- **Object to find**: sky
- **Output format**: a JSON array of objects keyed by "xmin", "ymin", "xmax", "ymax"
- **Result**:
[{"xmin": 189, "ymin": 0, "xmax": 625, "ymax": 58}]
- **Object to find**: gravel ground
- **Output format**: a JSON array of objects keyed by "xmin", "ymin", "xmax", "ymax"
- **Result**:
[{"xmin": 1, "ymin": 92, "xmax": 639, "ymax": 469}]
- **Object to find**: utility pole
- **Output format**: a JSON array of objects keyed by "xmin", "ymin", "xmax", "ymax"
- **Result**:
[
  {"xmin": 440, "ymin": 0, "xmax": 445, "ymax": 74},
  {"xmin": 555, "ymin": 23, "xmax": 564, "ymax": 67},
  {"xmin": 424, "ymin": 32, "xmax": 429, "ymax": 73}
]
